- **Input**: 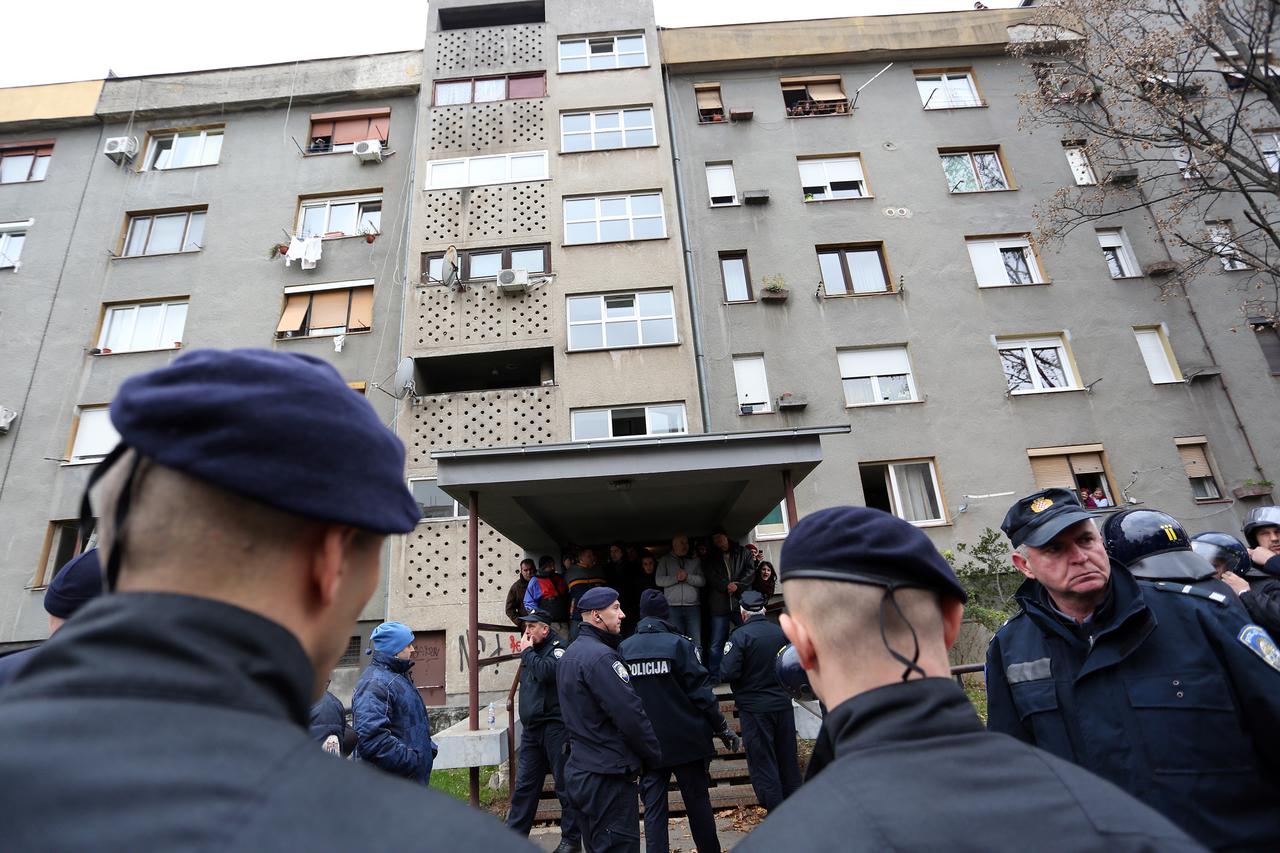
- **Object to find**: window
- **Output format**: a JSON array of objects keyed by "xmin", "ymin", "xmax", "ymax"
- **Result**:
[
  {"xmin": 818, "ymin": 245, "xmax": 891, "ymax": 295},
  {"xmin": 1209, "ymin": 222, "xmax": 1247, "ymax": 270},
  {"xmin": 308, "ymin": 109, "xmax": 390, "ymax": 153},
  {"xmin": 859, "ymin": 460, "xmax": 945, "ymax": 526},
  {"xmin": 423, "ymin": 244, "xmax": 549, "ymax": 283},
  {"xmin": 799, "ymin": 156, "xmax": 867, "ymax": 201},
  {"xmin": 35, "ymin": 520, "xmax": 84, "ymax": 588},
  {"xmin": 966, "ymin": 236, "xmax": 1045, "ymax": 287},
  {"xmin": 298, "ymin": 194, "xmax": 381, "ymax": 238},
  {"xmin": 98, "ymin": 300, "xmax": 188, "ymax": 353},
  {"xmin": 719, "ymin": 252, "xmax": 752, "ymax": 302},
  {"xmin": 276, "ymin": 282, "xmax": 374, "ymax": 339},
  {"xmin": 705, "ymin": 163, "xmax": 738, "ymax": 206},
  {"xmin": 0, "ymin": 142, "xmax": 52, "ymax": 183},
  {"xmin": 1175, "ymin": 145, "xmax": 1201, "ymax": 179},
  {"xmin": 144, "ymin": 127, "xmax": 222, "ymax": 170},
  {"xmin": 1132, "ymin": 325, "xmax": 1182, "ymax": 383},
  {"xmin": 755, "ymin": 503, "xmax": 789, "ymax": 540},
  {"xmin": 1253, "ymin": 318, "xmax": 1280, "ymax": 375},
  {"xmin": 1175, "ymin": 437, "xmax": 1222, "ymax": 501},
  {"xmin": 69, "ymin": 406, "xmax": 120, "ymax": 463},
  {"xmin": 1259, "ymin": 132, "xmax": 1280, "ymax": 173},
  {"xmin": 337, "ymin": 636, "xmax": 362, "ymax": 667},
  {"xmin": 915, "ymin": 71, "xmax": 982, "ymax": 109},
  {"xmin": 433, "ymin": 73, "xmax": 546, "ymax": 105},
  {"xmin": 695, "ymin": 84, "xmax": 724, "ymax": 123},
  {"xmin": 838, "ymin": 346, "xmax": 918, "ymax": 406},
  {"xmin": 1027, "ymin": 444, "xmax": 1115, "ymax": 506},
  {"xmin": 1064, "ymin": 144, "xmax": 1096, "ymax": 185},
  {"xmin": 561, "ymin": 108, "xmax": 655, "ymax": 152},
  {"xmin": 567, "ymin": 290, "xmax": 676, "ymax": 350},
  {"xmin": 941, "ymin": 149, "xmax": 1009, "ymax": 192},
  {"xmin": 1096, "ymin": 228, "xmax": 1140, "ymax": 278},
  {"xmin": 997, "ymin": 335, "xmax": 1078, "ymax": 394},
  {"xmin": 563, "ymin": 192, "xmax": 665, "ymax": 244},
  {"xmin": 0, "ymin": 220, "xmax": 29, "ymax": 269},
  {"xmin": 426, "ymin": 151, "xmax": 548, "ymax": 189},
  {"xmin": 781, "ymin": 76, "xmax": 848, "ymax": 117},
  {"xmin": 122, "ymin": 208, "xmax": 205, "ymax": 257},
  {"xmin": 410, "ymin": 478, "xmax": 470, "ymax": 521},
  {"xmin": 733, "ymin": 355, "xmax": 771, "ymax": 414},
  {"xmin": 571, "ymin": 403, "xmax": 688, "ymax": 440},
  {"xmin": 558, "ymin": 34, "xmax": 647, "ymax": 72}
]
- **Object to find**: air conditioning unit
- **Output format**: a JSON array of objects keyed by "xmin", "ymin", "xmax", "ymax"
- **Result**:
[
  {"xmin": 103, "ymin": 136, "xmax": 138, "ymax": 164},
  {"xmin": 353, "ymin": 139, "xmax": 384, "ymax": 163},
  {"xmin": 497, "ymin": 267, "xmax": 529, "ymax": 295}
]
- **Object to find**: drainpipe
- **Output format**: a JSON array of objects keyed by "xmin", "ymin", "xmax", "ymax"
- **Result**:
[{"xmin": 663, "ymin": 65, "xmax": 712, "ymax": 433}]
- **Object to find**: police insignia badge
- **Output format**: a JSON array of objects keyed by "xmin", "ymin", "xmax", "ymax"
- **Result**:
[
  {"xmin": 723, "ymin": 641, "xmax": 733, "ymax": 655},
  {"xmin": 1030, "ymin": 497, "xmax": 1053, "ymax": 513},
  {"xmin": 1238, "ymin": 624, "xmax": 1280, "ymax": 673},
  {"xmin": 612, "ymin": 660, "xmax": 631, "ymax": 683},
  {"xmin": 694, "ymin": 646, "xmax": 702, "ymax": 663},
  {"xmin": 553, "ymin": 648, "xmax": 565, "ymax": 659}
]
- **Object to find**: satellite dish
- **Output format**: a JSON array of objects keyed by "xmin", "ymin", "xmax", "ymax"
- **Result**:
[
  {"xmin": 443, "ymin": 245, "xmax": 459, "ymax": 289},
  {"xmin": 392, "ymin": 357, "xmax": 416, "ymax": 399}
]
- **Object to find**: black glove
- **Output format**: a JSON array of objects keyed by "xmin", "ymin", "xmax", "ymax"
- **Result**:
[{"xmin": 717, "ymin": 728, "xmax": 740, "ymax": 752}]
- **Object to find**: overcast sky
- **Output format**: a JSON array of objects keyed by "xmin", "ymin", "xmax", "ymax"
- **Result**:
[{"xmin": 1, "ymin": 0, "xmax": 1023, "ymax": 89}]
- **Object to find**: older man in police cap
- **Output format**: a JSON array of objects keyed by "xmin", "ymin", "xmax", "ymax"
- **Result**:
[
  {"xmin": 739, "ymin": 506, "xmax": 1199, "ymax": 852},
  {"xmin": 0, "ymin": 349, "xmax": 531, "ymax": 851}
]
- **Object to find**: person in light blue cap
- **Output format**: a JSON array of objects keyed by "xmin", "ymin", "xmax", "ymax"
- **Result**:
[{"xmin": 353, "ymin": 621, "xmax": 437, "ymax": 785}]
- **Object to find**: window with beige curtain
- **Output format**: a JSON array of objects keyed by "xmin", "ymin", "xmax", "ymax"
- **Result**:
[{"xmin": 275, "ymin": 286, "xmax": 373, "ymax": 338}]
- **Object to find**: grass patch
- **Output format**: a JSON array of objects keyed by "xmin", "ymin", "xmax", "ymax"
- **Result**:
[
  {"xmin": 430, "ymin": 766, "xmax": 508, "ymax": 811},
  {"xmin": 963, "ymin": 679, "xmax": 988, "ymax": 724}
]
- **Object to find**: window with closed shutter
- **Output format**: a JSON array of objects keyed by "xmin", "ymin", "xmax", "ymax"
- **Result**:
[
  {"xmin": 705, "ymin": 164, "xmax": 737, "ymax": 206},
  {"xmin": 1175, "ymin": 438, "xmax": 1221, "ymax": 500},
  {"xmin": 733, "ymin": 356, "xmax": 771, "ymax": 413},
  {"xmin": 1028, "ymin": 445, "xmax": 1116, "ymax": 506}
]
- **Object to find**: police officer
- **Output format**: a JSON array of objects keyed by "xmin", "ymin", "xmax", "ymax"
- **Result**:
[
  {"xmin": 1194, "ymin": 531, "xmax": 1280, "ymax": 636},
  {"xmin": 1242, "ymin": 505, "xmax": 1280, "ymax": 574},
  {"xmin": 0, "ymin": 548, "xmax": 103, "ymax": 688},
  {"xmin": 507, "ymin": 608, "xmax": 581, "ymax": 853},
  {"xmin": 1101, "ymin": 509, "xmax": 1239, "ymax": 599},
  {"xmin": 720, "ymin": 590, "xmax": 800, "ymax": 813},
  {"xmin": 556, "ymin": 586, "xmax": 661, "ymax": 852},
  {"xmin": 987, "ymin": 488, "xmax": 1280, "ymax": 850},
  {"xmin": 739, "ymin": 506, "xmax": 1199, "ymax": 852},
  {"xmin": 620, "ymin": 589, "xmax": 738, "ymax": 853}
]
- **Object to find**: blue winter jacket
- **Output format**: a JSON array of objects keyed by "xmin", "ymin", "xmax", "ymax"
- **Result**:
[{"xmin": 353, "ymin": 651, "xmax": 435, "ymax": 785}]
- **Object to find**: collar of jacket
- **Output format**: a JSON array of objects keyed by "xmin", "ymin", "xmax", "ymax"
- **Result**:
[
  {"xmin": 534, "ymin": 630, "xmax": 565, "ymax": 650},
  {"xmin": 10, "ymin": 591, "xmax": 315, "ymax": 727},
  {"xmin": 635, "ymin": 616, "xmax": 674, "ymax": 634},
  {"xmin": 370, "ymin": 650, "xmax": 415, "ymax": 674},
  {"xmin": 577, "ymin": 622, "xmax": 622, "ymax": 649}
]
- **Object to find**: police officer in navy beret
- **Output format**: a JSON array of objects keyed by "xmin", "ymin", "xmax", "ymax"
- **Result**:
[
  {"xmin": 988, "ymin": 489, "xmax": 1280, "ymax": 850},
  {"xmin": 0, "ymin": 548, "xmax": 104, "ymax": 688},
  {"xmin": 556, "ymin": 586, "xmax": 661, "ymax": 852},
  {"xmin": 720, "ymin": 589, "xmax": 800, "ymax": 813},
  {"xmin": 740, "ymin": 506, "xmax": 1200, "ymax": 852},
  {"xmin": 620, "ymin": 589, "xmax": 738, "ymax": 853},
  {"xmin": 0, "ymin": 349, "xmax": 531, "ymax": 851}
]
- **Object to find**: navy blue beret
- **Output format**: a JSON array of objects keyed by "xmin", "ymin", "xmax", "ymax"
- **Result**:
[
  {"xmin": 780, "ymin": 506, "xmax": 968, "ymax": 603},
  {"xmin": 44, "ymin": 549, "xmax": 103, "ymax": 619},
  {"xmin": 739, "ymin": 590, "xmax": 766, "ymax": 612},
  {"xmin": 110, "ymin": 348, "xmax": 420, "ymax": 534},
  {"xmin": 576, "ymin": 586, "xmax": 619, "ymax": 612}
]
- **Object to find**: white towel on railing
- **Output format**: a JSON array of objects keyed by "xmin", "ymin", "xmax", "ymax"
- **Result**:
[{"xmin": 284, "ymin": 235, "xmax": 323, "ymax": 269}]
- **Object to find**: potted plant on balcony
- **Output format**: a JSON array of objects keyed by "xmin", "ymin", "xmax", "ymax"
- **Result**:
[
  {"xmin": 761, "ymin": 274, "xmax": 790, "ymax": 302},
  {"xmin": 1232, "ymin": 479, "xmax": 1275, "ymax": 499}
]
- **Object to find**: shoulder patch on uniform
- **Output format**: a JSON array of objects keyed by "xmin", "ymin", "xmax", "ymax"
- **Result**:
[
  {"xmin": 1238, "ymin": 624, "xmax": 1280, "ymax": 673},
  {"xmin": 553, "ymin": 648, "xmax": 565, "ymax": 659},
  {"xmin": 723, "ymin": 641, "xmax": 733, "ymax": 656},
  {"xmin": 612, "ymin": 660, "xmax": 631, "ymax": 683}
]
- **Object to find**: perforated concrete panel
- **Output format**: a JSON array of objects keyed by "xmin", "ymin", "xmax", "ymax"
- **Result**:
[
  {"xmin": 403, "ymin": 518, "xmax": 521, "ymax": 604},
  {"xmin": 413, "ymin": 282, "xmax": 551, "ymax": 350},
  {"xmin": 433, "ymin": 24, "xmax": 545, "ymax": 76},
  {"xmin": 406, "ymin": 386, "xmax": 560, "ymax": 468}
]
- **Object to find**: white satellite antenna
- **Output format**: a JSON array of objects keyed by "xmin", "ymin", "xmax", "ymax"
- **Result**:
[
  {"xmin": 393, "ymin": 357, "xmax": 416, "ymax": 399},
  {"xmin": 443, "ymin": 245, "xmax": 460, "ymax": 290}
]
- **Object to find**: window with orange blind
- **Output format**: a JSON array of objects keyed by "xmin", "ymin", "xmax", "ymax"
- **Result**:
[
  {"xmin": 1174, "ymin": 437, "xmax": 1223, "ymax": 501},
  {"xmin": 1027, "ymin": 444, "xmax": 1118, "ymax": 508},
  {"xmin": 276, "ymin": 282, "xmax": 374, "ymax": 338},
  {"xmin": 307, "ymin": 109, "xmax": 390, "ymax": 154}
]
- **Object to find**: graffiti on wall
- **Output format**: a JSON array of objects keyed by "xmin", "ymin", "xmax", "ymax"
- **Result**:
[{"xmin": 456, "ymin": 630, "xmax": 519, "ymax": 673}]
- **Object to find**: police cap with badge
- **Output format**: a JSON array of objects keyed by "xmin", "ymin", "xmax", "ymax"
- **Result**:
[
  {"xmin": 519, "ymin": 607, "xmax": 554, "ymax": 625},
  {"xmin": 1000, "ymin": 488, "xmax": 1096, "ymax": 549}
]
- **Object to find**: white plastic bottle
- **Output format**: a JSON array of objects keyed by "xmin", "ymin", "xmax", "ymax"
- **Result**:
[{"xmin": 487, "ymin": 702, "xmax": 496, "ymax": 730}]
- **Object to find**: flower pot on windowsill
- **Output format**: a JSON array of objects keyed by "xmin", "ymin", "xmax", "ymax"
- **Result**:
[
  {"xmin": 761, "ymin": 289, "xmax": 790, "ymax": 302},
  {"xmin": 1232, "ymin": 483, "xmax": 1274, "ymax": 499}
]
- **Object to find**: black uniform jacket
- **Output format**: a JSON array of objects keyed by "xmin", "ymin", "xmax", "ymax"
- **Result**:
[
  {"xmin": 619, "ymin": 617, "xmax": 727, "ymax": 767},
  {"xmin": 738, "ymin": 679, "xmax": 1203, "ymax": 852},
  {"xmin": 519, "ymin": 629, "xmax": 568, "ymax": 727},
  {"xmin": 721, "ymin": 615, "xmax": 791, "ymax": 713},
  {"xmin": 556, "ymin": 622, "xmax": 662, "ymax": 774},
  {"xmin": 0, "ymin": 592, "xmax": 533, "ymax": 852}
]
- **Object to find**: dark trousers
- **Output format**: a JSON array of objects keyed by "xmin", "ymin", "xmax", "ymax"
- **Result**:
[
  {"xmin": 506, "ymin": 721, "xmax": 580, "ymax": 844},
  {"xmin": 640, "ymin": 760, "xmax": 721, "ymax": 853},
  {"xmin": 707, "ymin": 614, "xmax": 731, "ymax": 681},
  {"xmin": 739, "ymin": 708, "xmax": 801, "ymax": 812},
  {"xmin": 564, "ymin": 762, "xmax": 641, "ymax": 853}
]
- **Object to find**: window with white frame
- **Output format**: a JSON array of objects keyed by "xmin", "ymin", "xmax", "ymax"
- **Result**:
[
  {"xmin": 966, "ymin": 236, "xmax": 1045, "ymax": 287},
  {"xmin": 69, "ymin": 406, "xmax": 121, "ymax": 464},
  {"xmin": 818, "ymin": 245, "xmax": 890, "ymax": 295},
  {"xmin": 997, "ymin": 335, "xmax": 1078, "ymax": 394},
  {"xmin": 276, "ymin": 281, "xmax": 374, "ymax": 339},
  {"xmin": 755, "ymin": 502, "xmax": 789, "ymax": 539},
  {"xmin": 98, "ymin": 300, "xmax": 188, "ymax": 353},
  {"xmin": 1064, "ymin": 144, "xmax": 1096, "ymax": 185},
  {"xmin": 705, "ymin": 163, "xmax": 738, "ymax": 206},
  {"xmin": 915, "ymin": 71, "xmax": 982, "ymax": 109},
  {"xmin": 0, "ymin": 143, "xmax": 52, "ymax": 183},
  {"xmin": 434, "ymin": 73, "xmax": 545, "ymax": 105},
  {"xmin": 1027, "ymin": 445, "xmax": 1115, "ymax": 504},
  {"xmin": 1133, "ymin": 325, "xmax": 1183, "ymax": 383},
  {"xmin": 567, "ymin": 290, "xmax": 675, "ymax": 350},
  {"xmin": 561, "ymin": 108, "xmax": 655, "ymax": 152},
  {"xmin": 838, "ymin": 346, "xmax": 918, "ymax": 406},
  {"xmin": 1259, "ymin": 132, "xmax": 1280, "ymax": 173},
  {"xmin": 144, "ymin": 128, "xmax": 223, "ymax": 171},
  {"xmin": 1096, "ymin": 228, "xmax": 1140, "ymax": 278},
  {"xmin": 571, "ymin": 403, "xmax": 687, "ymax": 440},
  {"xmin": 733, "ymin": 355, "xmax": 771, "ymax": 414},
  {"xmin": 298, "ymin": 194, "xmax": 381, "ymax": 239},
  {"xmin": 720, "ymin": 252, "xmax": 752, "ymax": 302},
  {"xmin": 799, "ymin": 156, "xmax": 866, "ymax": 200},
  {"xmin": 1209, "ymin": 222, "xmax": 1248, "ymax": 270},
  {"xmin": 410, "ymin": 478, "xmax": 470, "ymax": 521},
  {"xmin": 1174, "ymin": 437, "xmax": 1222, "ymax": 501},
  {"xmin": 942, "ymin": 149, "xmax": 1009, "ymax": 192},
  {"xmin": 1175, "ymin": 145, "xmax": 1201, "ymax": 179},
  {"xmin": 426, "ymin": 151, "xmax": 548, "ymax": 190},
  {"xmin": 122, "ymin": 209, "xmax": 205, "ymax": 257},
  {"xmin": 859, "ymin": 459, "xmax": 946, "ymax": 525},
  {"xmin": 559, "ymin": 34, "xmax": 647, "ymax": 72},
  {"xmin": 563, "ymin": 192, "xmax": 665, "ymax": 244},
  {"xmin": 0, "ymin": 220, "xmax": 29, "ymax": 269}
]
